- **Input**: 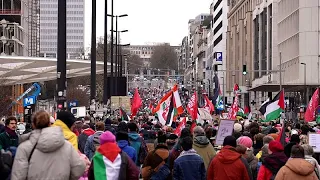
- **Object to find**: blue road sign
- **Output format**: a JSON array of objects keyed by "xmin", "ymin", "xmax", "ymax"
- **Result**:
[
  {"xmin": 68, "ymin": 100, "xmax": 79, "ymax": 108},
  {"xmin": 216, "ymin": 52, "xmax": 223, "ymax": 62},
  {"xmin": 23, "ymin": 96, "xmax": 36, "ymax": 107}
]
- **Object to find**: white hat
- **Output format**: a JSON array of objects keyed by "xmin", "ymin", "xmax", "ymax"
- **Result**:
[{"xmin": 50, "ymin": 116, "xmax": 55, "ymax": 124}]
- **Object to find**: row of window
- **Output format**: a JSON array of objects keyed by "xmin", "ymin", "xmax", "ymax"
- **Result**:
[
  {"xmin": 130, "ymin": 50, "xmax": 153, "ymax": 55},
  {"xmin": 41, "ymin": 29, "xmax": 83, "ymax": 34},
  {"xmin": 41, "ymin": 4, "xmax": 84, "ymax": 9},
  {"xmin": 40, "ymin": 17, "xmax": 83, "ymax": 21},
  {"xmin": 41, "ymin": 35, "xmax": 84, "ymax": 40},
  {"xmin": 40, "ymin": 23, "xmax": 83, "ymax": 27},
  {"xmin": 40, "ymin": 47, "xmax": 81, "ymax": 52},
  {"xmin": 41, "ymin": 41, "xmax": 83, "ymax": 46},
  {"xmin": 129, "ymin": 46, "xmax": 154, "ymax": 50},
  {"xmin": 40, "ymin": 10, "xmax": 83, "ymax": 15}
]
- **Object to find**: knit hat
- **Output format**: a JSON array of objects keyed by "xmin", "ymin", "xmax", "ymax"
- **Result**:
[
  {"xmin": 57, "ymin": 111, "xmax": 76, "ymax": 128},
  {"xmin": 237, "ymin": 136, "xmax": 253, "ymax": 148},
  {"xmin": 269, "ymin": 140, "xmax": 284, "ymax": 152},
  {"xmin": 116, "ymin": 131, "xmax": 129, "ymax": 141},
  {"xmin": 234, "ymin": 123, "xmax": 242, "ymax": 133},
  {"xmin": 223, "ymin": 136, "xmax": 237, "ymax": 147},
  {"xmin": 100, "ymin": 131, "xmax": 116, "ymax": 145}
]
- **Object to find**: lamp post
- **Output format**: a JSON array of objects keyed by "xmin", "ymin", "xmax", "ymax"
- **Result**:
[
  {"xmin": 103, "ymin": 0, "xmax": 108, "ymax": 104},
  {"xmin": 56, "ymin": 0, "xmax": 67, "ymax": 110},
  {"xmin": 90, "ymin": 0, "xmax": 96, "ymax": 106},
  {"xmin": 301, "ymin": 62, "xmax": 307, "ymax": 105}
]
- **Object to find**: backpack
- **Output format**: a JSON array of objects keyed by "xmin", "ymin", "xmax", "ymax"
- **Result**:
[
  {"xmin": 150, "ymin": 158, "xmax": 170, "ymax": 180},
  {"xmin": 129, "ymin": 139, "xmax": 142, "ymax": 165}
]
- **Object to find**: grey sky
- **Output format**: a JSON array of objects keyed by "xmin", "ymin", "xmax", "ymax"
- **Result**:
[{"xmin": 84, "ymin": 0, "xmax": 213, "ymax": 47}]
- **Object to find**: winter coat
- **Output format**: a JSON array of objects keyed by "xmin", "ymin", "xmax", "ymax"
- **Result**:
[
  {"xmin": 284, "ymin": 142, "xmax": 298, "ymax": 158},
  {"xmin": 275, "ymin": 158, "xmax": 318, "ymax": 180},
  {"xmin": 142, "ymin": 144, "xmax": 170, "ymax": 180},
  {"xmin": 53, "ymin": 120, "xmax": 78, "ymax": 150},
  {"xmin": 305, "ymin": 155, "xmax": 320, "ymax": 177},
  {"xmin": 173, "ymin": 149, "xmax": 206, "ymax": 180},
  {"xmin": 206, "ymin": 145, "xmax": 252, "ymax": 180},
  {"xmin": 87, "ymin": 142, "xmax": 139, "ymax": 180},
  {"xmin": 192, "ymin": 135, "xmax": 216, "ymax": 169},
  {"xmin": 84, "ymin": 131, "xmax": 103, "ymax": 160},
  {"xmin": 0, "ymin": 150, "xmax": 12, "ymax": 180},
  {"xmin": 78, "ymin": 128, "xmax": 95, "ymax": 153},
  {"xmin": 246, "ymin": 149, "xmax": 258, "ymax": 180},
  {"xmin": 0, "ymin": 130, "xmax": 18, "ymax": 151},
  {"xmin": 117, "ymin": 140, "xmax": 137, "ymax": 162},
  {"xmin": 128, "ymin": 132, "xmax": 148, "ymax": 166},
  {"xmin": 11, "ymin": 127, "xmax": 86, "ymax": 180},
  {"xmin": 257, "ymin": 152, "xmax": 288, "ymax": 180}
]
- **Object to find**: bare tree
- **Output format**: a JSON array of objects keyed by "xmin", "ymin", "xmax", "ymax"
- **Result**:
[
  {"xmin": 150, "ymin": 44, "xmax": 178, "ymax": 70},
  {"xmin": 0, "ymin": 81, "xmax": 12, "ymax": 117},
  {"xmin": 66, "ymin": 87, "xmax": 90, "ymax": 107}
]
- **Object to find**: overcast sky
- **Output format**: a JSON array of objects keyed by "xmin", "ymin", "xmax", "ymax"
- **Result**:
[{"xmin": 84, "ymin": 0, "xmax": 212, "ymax": 48}]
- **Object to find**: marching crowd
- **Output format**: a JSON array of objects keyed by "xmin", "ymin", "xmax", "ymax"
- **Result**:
[{"xmin": 0, "ymin": 110, "xmax": 320, "ymax": 180}]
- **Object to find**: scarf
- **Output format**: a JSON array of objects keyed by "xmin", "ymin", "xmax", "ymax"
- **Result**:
[
  {"xmin": 5, "ymin": 127, "xmax": 17, "ymax": 138},
  {"xmin": 179, "ymin": 149, "xmax": 198, "ymax": 158}
]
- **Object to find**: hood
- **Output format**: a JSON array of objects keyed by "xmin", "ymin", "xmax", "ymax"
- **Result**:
[
  {"xmin": 128, "ymin": 132, "xmax": 140, "ymax": 141},
  {"xmin": 117, "ymin": 140, "xmax": 129, "ymax": 148},
  {"xmin": 263, "ymin": 152, "xmax": 288, "ymax": 171},
  {"xmin": 83, "ymin": 128, "xmax": 95, "ymax": 136},
  {"xmin": 98, "ymin": 142, "xmax": 121, "ymax": 162},
  {"xmin": 53, "ymin": 120, "xmax": 71, "ymax": 133},
  {"xmin": 217, "ymin": 146, "xmax": 242, "ymax": 164},
  {"xmin": 193, "ymin": 136, "xmax": 210, "ymax": 148},
  {"xmin": 285, "ymin": 158, "xmax": 315, "ymax": 176},
  {"xmin": 52, "ymin": 120, "xmax": 78, "ymax": 150},
  {"xmin": 22, "ymin": 127, "xmax": 65, "ymax": 153}
]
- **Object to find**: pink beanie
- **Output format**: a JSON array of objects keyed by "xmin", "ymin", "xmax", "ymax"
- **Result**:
[
  {"xmin": 237, "ymin": 136, "xmax": 253, "ymax": 148},
  {"xmin": 100, "ymin": 131, "xmax": 116, "ymax": 145}
]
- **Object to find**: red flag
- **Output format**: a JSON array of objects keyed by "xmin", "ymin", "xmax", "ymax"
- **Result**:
[
  {"xmin": 305, "ymin": 88, "xmax": 319, "ymax": 122},
  {"xmin": 131, "ymin": 88, "xmax": 142, "ymax": 117},
  {"xmin": 203, "ymin": 94, "xmax": 214, "ymax": 114},
  {"xmin": 228, "ymin": 95, "xmax": 239, "ymax": 120},
  {"xmin": 276, "ymin": 121, "xmax": 286, "ymax": 147},
  {"xmin": 244, "ymin": 106, "xmax": 250, "ymax": 115},
  {"xmin": 174, "ymin": 117, "xmax": 186, "ymax": 136},
  {"xmin": 187, "ymin": 92, "xmax": 198, "ymax": 120}
]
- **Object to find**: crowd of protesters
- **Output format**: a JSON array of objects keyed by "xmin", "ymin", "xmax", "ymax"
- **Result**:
[{"xmin": 0, "ymin": 110, "xmax": 320, "ymax": 180}]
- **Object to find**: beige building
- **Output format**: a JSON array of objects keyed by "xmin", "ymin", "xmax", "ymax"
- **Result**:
[
  {"xmin": 250, "ymin": 0, "xmax": 320, "ymax": 108},
  {"xmin": 226, "ymin": 0, "xmax": 253, "ymax": 106}
]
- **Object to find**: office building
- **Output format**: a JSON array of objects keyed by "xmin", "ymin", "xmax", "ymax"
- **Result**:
[
  {"xmin": 0, "ymin": 0, "xmax": 40, "ymax": 56},
  {"xmin": 40, "ymin": 0, "xmax": 84, "ymax": 59},
  {"xmin": 226, "ymin": 0, "xmax": 253, "ymax": 107}
]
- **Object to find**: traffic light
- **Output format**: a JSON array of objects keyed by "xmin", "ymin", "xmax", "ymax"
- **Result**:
[
  {"xmin": 242, "ymin": 65, "xmax": 247, "ymax": 75},
  {"xmin": 214, "ymin": 65, "xmax": 218, "ymax": 72}
]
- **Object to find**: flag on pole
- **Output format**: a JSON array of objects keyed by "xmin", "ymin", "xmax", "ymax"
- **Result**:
[
  {"xmin": 259, "ymin": 90, "xmax": 285, "ymax": 122},
  {"xmin": 203, "ymin": 94, "xmax": 214, "ymax": 114},
  {"xmin": 213, "ymin": 74, "xmax": 224, "ymax": 110},
  {"xmin": 305, "ymin": 88, "xmax": 319, "ymax": 122},
  {"xmin": 131, "ymin": 88, "xmax": 142, "ymax": 117},
  {"xmin": 119, "ymin": 107, "xmax": 130, "ymax": 122},
  {"xmin": 174, "ymin": 117, "xmax": 186, "ymax": 136},
  {"xmin": 187, "ymin": 92, "xmax": 198, "ymax": 120}
]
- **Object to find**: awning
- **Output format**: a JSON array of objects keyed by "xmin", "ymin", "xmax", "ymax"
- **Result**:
[{"xmin": 0, "ymin": 56, "xmax": 109, "ymax": 85}]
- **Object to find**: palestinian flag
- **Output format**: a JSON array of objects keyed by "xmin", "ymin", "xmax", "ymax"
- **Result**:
[
  {"xmin": 259, "ymin": 90, "xmax": 285, "ymax": 122},
  {"xmin": 237, "ymin": 108, "xmax": 245, "ymax": 117},
  {"xmin": 119, "ymin": 108, "xmax": 130, "ymax": 122},
  {"xmin": 213, "ymin": 74, "xmax": 224, "ymax": 111}
]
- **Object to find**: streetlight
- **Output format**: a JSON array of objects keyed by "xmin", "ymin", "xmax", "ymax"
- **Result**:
[
  {"xmin": 301, "ymin": 62, "xmax": 307, "ymax": 105},
  {"xmin": 90, "ymin": 0, "xmax": 97, "ymax": 109}
]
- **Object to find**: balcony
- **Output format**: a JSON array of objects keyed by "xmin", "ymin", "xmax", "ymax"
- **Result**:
[{"xmin": 0, "ymin": 9, "xmax": 21, "ymax": 15}]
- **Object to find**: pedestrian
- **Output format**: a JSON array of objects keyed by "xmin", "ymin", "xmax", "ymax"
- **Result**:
[
  {"xmin": 84, "ymin": 122, "xmax": 105, "ymax": 160},
  {"xmin": 275, "ymin": 145, "xmax": 318, "ymax": 180},
  {"xmin": 257, "ymin": 140, "xmax": 288, "ymax": 180},
  {"xmin": 0, "ymin": 116, "xmax": 18, "ymax": 156},
  {"xmin": 0, "ymin": 149, "xmax": 12, "ymax": 180},
  {"xmin": 52, "ymin": 111, "xmax": 78, "ymax": 150},
  {"xmin": 116, "ymin": 131, "xmax": 137, "ymax": 162},
  {"xmin": 11, "ymin": 110, "xmax": 85, "ymax": 180},
  {"xmin": 284, "ymin": 134, "xmax": 300, "ymax": 158},
  {"xmin": 128, "ymin": 122, "xmax": 148, "ymax": 166},
  {"xmin": 78, "ymin": 124, "xmax": 95, "ymax": 153},
  {"xmin": 173, "ymin": 136, "xmax": 206, "ymax": 180},
  {"xmin": 192, "ymin": 126, "xmax": 216, "ymax": 170},
  {"xmin": 88, "ymin": 131, "xmax": 139, "ymax": 180},
  {"xmin": 142, "ymin": 130, "xmax": 170, "ymax": 180},
  {"xmin": 207, "ymin": 136, "xmax": 252, "ymax": 180},
  {"xmin": 302, "ymin": 144, "xmax": 320, "ymax": 177},
  {"xmin": 237, "ymin": 136, "xmax": 258, "ymax": 180}
]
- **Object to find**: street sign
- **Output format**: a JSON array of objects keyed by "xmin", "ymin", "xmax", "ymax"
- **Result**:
[
  {"xmin": 216, "ymin": 52, "xmax": 223, "ymax": 62},
  {"xmin": 23, "ymin": 96, "xmax": 36, "ymax": 107},
  {"xmin": 68, "ymin": 100, "xmax": 78, "ymax": 108}
]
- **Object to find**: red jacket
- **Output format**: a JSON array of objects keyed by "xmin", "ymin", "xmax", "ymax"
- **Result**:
[
  {"xmin": 257, "ymin": 165, "xmax": 273, "ymax": 180},
  {"xmin": 207, "ymin": 146, "xmax": 252, "ymax": 180}
]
